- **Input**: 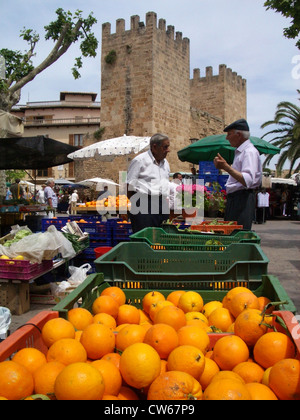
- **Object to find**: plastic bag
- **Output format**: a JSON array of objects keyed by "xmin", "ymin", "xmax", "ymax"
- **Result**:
[
  {"xmin": 0, "ymin": 307, "xmax": 11, "ymax": 340},
  {"xmin": 67, "ymin": 263, "xmax": 92, "ymax": 286},
  {"xmin": 3, "ymin": 225, "xmax": 76, "ymax": 263}
]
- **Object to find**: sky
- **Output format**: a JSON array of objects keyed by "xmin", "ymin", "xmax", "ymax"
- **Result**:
[{"xmin": 1, "ymin": 0, "xmax": 299, "ymax": 169}]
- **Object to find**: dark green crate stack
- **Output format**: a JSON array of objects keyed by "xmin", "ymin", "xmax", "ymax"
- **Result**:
[{"xmin": 53, "ymin": 226, "xmax": 296, "ymax": 315}]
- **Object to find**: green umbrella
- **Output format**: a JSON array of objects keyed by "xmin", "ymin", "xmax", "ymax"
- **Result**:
[{"xmin": 177, "ymin": 134, "xmax": 281, "ymax": 165}]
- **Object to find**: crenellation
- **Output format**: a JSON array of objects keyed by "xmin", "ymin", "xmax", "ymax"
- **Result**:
[
  {"xmin": 166, "ymin": 25, "xmax": 175, "ymax": 39},
  {"xmin": 158, "ymin": 18, "xmax": 166, "ymax": 31},
  {"xmin": 116, "ymin": 18, "xmax": 125, "ymax": 34},
  {"xmin": 102, "ymin": 22, "xmax": 111, "ymax": 37},
  {"xmin": 146, "ymin": 11, "xmax": 157, "ymax": 27},
  {"xmin": 131, "ymin": 15, "xmax": 140, "ymax": 30}
]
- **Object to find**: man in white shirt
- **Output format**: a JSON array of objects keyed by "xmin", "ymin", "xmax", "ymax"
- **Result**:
[
  {"xmin": 214, "ymin": 119, "xmax": 262, "ymax": 230},
  {"xmin": 127, "ymin": 133, "xmax": 171, "ymax": 233},
  {"xmin": 169, "ymin": 172, "xmax": 183, "ymax": 220}
]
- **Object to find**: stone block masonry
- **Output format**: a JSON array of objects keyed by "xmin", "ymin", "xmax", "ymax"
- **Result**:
[{"xmin": 76, "ymin": 11, "xmax": 247, "ymax": 181}]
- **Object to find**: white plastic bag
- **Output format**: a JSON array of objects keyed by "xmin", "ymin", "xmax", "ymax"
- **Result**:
[
  {"xmin": 0, "ymin": 307, "xmax": 11, "ymax": 340},
  {"xmin": 68, "ymin": 263, "xmax": 92, "ymax": 286}
]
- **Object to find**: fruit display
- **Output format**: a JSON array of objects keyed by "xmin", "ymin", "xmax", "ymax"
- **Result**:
[
  {"xmin": 81, "ymin": 195, "xmax": 131, "ymax": 211},
  {"xmin": 1, "ymin": 285, "xmax": 299, "ymax": 400}
]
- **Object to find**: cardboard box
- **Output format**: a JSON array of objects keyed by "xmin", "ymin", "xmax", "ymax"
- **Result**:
[{"xmin": 0, "ymin": 280, "xmax": 30, "ymax": 315}]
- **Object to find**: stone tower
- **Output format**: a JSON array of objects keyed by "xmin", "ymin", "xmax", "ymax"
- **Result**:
[
  {"xmin": 190, "ymin": 65, "xmax": 247, "ymax": 128},
  {"xmin": 100, "ymin": 12, "xmax": 191, "ymax": 169}
]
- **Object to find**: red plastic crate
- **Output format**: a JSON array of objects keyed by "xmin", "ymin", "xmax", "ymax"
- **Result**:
[
  {"xmin": 190, "ymin": 221, "xmax": 243, "ymax": 235},
  {"xmin": 0, "ymin": 311, "xmax": 58, "ymax": 361}
]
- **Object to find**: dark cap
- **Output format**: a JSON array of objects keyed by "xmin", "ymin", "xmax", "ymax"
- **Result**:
[{"xmin": 224, "ymin": 119, "xmax": 250, "ymax": 132}]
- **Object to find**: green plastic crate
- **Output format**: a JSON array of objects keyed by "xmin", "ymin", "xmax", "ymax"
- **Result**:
[
  {"xmin": 130, "ymin": 227, "xmax": 261, "ymax": 251},
  {"xmin": 94, "ymin": 242, "xmax": 268, "ymax": 287},
  {"xmin": 53, "ymin": 273, "xmax": 296, "ymax": 317}
]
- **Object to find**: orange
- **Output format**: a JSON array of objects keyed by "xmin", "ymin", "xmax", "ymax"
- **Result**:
[
  {"xmin": 12, "ymin": 348, "xmax": 47, "ymax": 374},
  {"xmin": 138, "ymin": 309, "xmax": 152, "ymax": 324},
  {"xmin": 222, "ymin": 286, "xmax": 252, "ymax": 309},
  {"xmin": 213, "ymin": 335, "xmax": 249, "ymax": 370},
  {"xmin": 116, "ymin": 324, "xmax": 146, "ymax": 352},
  {"xmin": 0, "ymin": 361, "xmax": 34, "ymax": 400},
  {"xmin": 210, "ymin": 371, "xmax": 245, "ymax": 384},
  {"xmin": 41, "ymin": 317, "xmax": 75, "ymax": 348},
  {"xmin": 117, "ymin": 304, "xmax": 140, "ymax": 325},
  {"xmin": 92, "ymin": 295, "xmax": 119, "ymax": 319},
  {"xmin": 54, "ymin": 363, "xmax": 105, "ymax": 400},
  {"xmin": 120, "ymin": 343, "xmax": 161, "ymax": 389},
  {"xmin": 91, "ymin": 360, "xmax": 122, "ymax": 396},
  {"xmin": 154, "ymin": 305, "xmax": 186, "ymax": 331},
  {"xmin": 101, "ymin": 352, "xmax": 121, "ymax": 370},
  {"xmin": 203, "ymin": 378, "xmax": 251, "ymax": 401},
  {"xmin": 75, "ymin": 330, "xmax": 83, "ymax": 341},
  {"xmin": 245, "ymin": 383, "xmax": 278, "ymax": 400},
  {"xmin": 253, "ymin": 332, "xmax": 296, "ymax": 369},
  {"xmin": 80, "ymin": 323, "xmax": 115, "ymax": 360},
  {"xmin": 33, "ymin": 361, "xmax": 65, "ymax": 396},
  {"xmin": 118, "ymin": 386, "xmax": 139, "ymax": 400},
  {"xmin": 199, "ymin": 357, "xmax": 220, "ymax": 390},
  {"xmin": 100, "ymin": 286, "xmax": 126, "ymax": 306},
  {"xmin": 143, "ymin": 324, "xmax": 179, "ymax": 359},
  {"xmin": 142, "ymin": 291, "xmax": 165, "ymax": 314},
  {"xmin": 178, "ymin": 291, "xmax": 204, "ymax": 313},
  {"xmin": 269, "ymin": 358, "xmax": 300, "ymax": 400},
  {"xmin": 262, "ymin": 367, "xmax": 272, "ymax": 386},
  {"xmin": 208, "ymin": 307, "xmax": 235, "ymax": 332},
  {"xmin": 93, "ymin": 312, "xmax": 117, "ymax": 329},
  {"xmin": 177, "ymin": 325, "xmax": 210, "ymax": 354},
  {"xmin": 0, "ymin": 397, "xmax": 8, "ymax": 400},
  {"xmin": 167, "ymin": 345, "xmax": 206, "ymax": 379},
  {"xmin": 232, "ymin": 362, "xmax": 265, "ymax": 384},
  {"xmin": 257, "ymin": 296, "xmax": 274, "ymax": 314},
  {"xmin": 47, "ymin": 338, "xmax": 87, "ymax": 365},
  {"xmin": 149, "ymin": 300, "xmax": 174, "ymax": 322},
  {"xmin": 202, "ymin": 301, "xmax": 223, "ymax": 318},
  {"xmin": 167, "ymin": 290, "xmax": 186, "ymax": 306},
  {"xmin": 147, "ymin": 371, "xmax": 203, "ymax": 400},
  {"xmin": 67, "ymin": 308, "xmax": 94, "ymax": 331},
  {"xmin": 185, "ymin": 311, "xmax": 208, "ymax": 325},
  {"xmin": 228, "ymin": 292, "xmax": 259, "ymax": 318},
  {"xmin": 234, "ymin": 309, "xmax": 269, "ymax": 347},
  {"xmin": 102, "ymin": 395, "xmax": 120, "ymax": 400},
  {"xmin": 186, "ymin": 319, "xmax": 212, "ymax": 332}
]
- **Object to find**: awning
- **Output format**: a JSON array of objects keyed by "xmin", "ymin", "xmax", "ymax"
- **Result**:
[{"xmin": 0, "ymin": 136, "xmax": 78, "ymax": 169}]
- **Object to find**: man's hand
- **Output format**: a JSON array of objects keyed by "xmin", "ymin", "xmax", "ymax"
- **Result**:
[
  {"xmin": 214, "ymin": 153, "xmax": 229, "ymax": 171},
  {"xmin": 214, "ymin": 153, "xmax": 246, "ymax": 187}
]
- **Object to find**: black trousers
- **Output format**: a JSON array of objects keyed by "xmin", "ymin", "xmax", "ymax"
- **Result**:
[
  {"xmin": 225, "ymin": 189, "xmax": 255, "ymax": 230},
  {"xmin": 129, "ymin": 193, "xmax": 170, "ymax": 233}
]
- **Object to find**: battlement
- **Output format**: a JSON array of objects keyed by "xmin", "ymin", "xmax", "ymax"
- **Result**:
[
  {"xmin": 192, "ymin": 64, "xmax": 246, "ymax": 90},
  {"xmin": 102, "ymin": 11, "xmax": 190, "ymax": 53}
]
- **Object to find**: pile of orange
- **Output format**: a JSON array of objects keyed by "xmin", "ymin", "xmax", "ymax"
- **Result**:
[
  {"xmin": 86, "ymin": 195, "xmax": 131, "ymax": 210},
  {"xmin": 0, "ymin": 285, "xmax": 299, "ymax": 401}
]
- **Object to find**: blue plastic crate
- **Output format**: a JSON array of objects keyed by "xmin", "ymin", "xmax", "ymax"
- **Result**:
[
  {"xmin": 110, "ymin": 220, "xmax": 133, "ymax": 245},
  {"xmin": 199, "ymin": 161, "xmax": 219, "ymax": 177}
]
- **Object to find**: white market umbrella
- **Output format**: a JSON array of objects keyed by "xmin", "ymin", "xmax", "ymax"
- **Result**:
[
  {"xmin": 78, "ymin": 177, "xmax": 119, "ymax": 191},
  {"xmin": 67, "ymin": 134, "xmax": 151, "ymax": 161}
]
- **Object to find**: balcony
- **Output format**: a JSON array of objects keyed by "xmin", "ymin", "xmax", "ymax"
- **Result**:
[{"xmin": 24, "ymin": 116, "xmax": 101, "ymax": 127}]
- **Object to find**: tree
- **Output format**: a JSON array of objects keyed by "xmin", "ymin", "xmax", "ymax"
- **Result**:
[
  {"xmin": 0, "ymin": 8, "xmax": 98, "ymax": 112},
  {"xmin": 261, "ymin": 93, "xmax": 300, "ymax": 176},
  {"xmin": 264, "ymin": 0, "xmax": 300, "ymax": 49}
]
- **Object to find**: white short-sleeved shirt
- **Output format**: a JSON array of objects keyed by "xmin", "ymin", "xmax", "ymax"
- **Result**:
[
  {"xmin": 226, "ymin": 140, "xmax": 262, "ymax": 194},
  {"xmin": 127, "ymin": 150, "xmax": 170, "ymax": 196},
  {"xmin": 44, "ymin": 186, "xmax": 58, "ymax": 208}
]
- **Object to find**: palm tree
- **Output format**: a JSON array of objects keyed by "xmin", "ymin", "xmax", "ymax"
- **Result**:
[{"xmin": 261, "ymin": 94, "xmax": 300, "ymax": 177}]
